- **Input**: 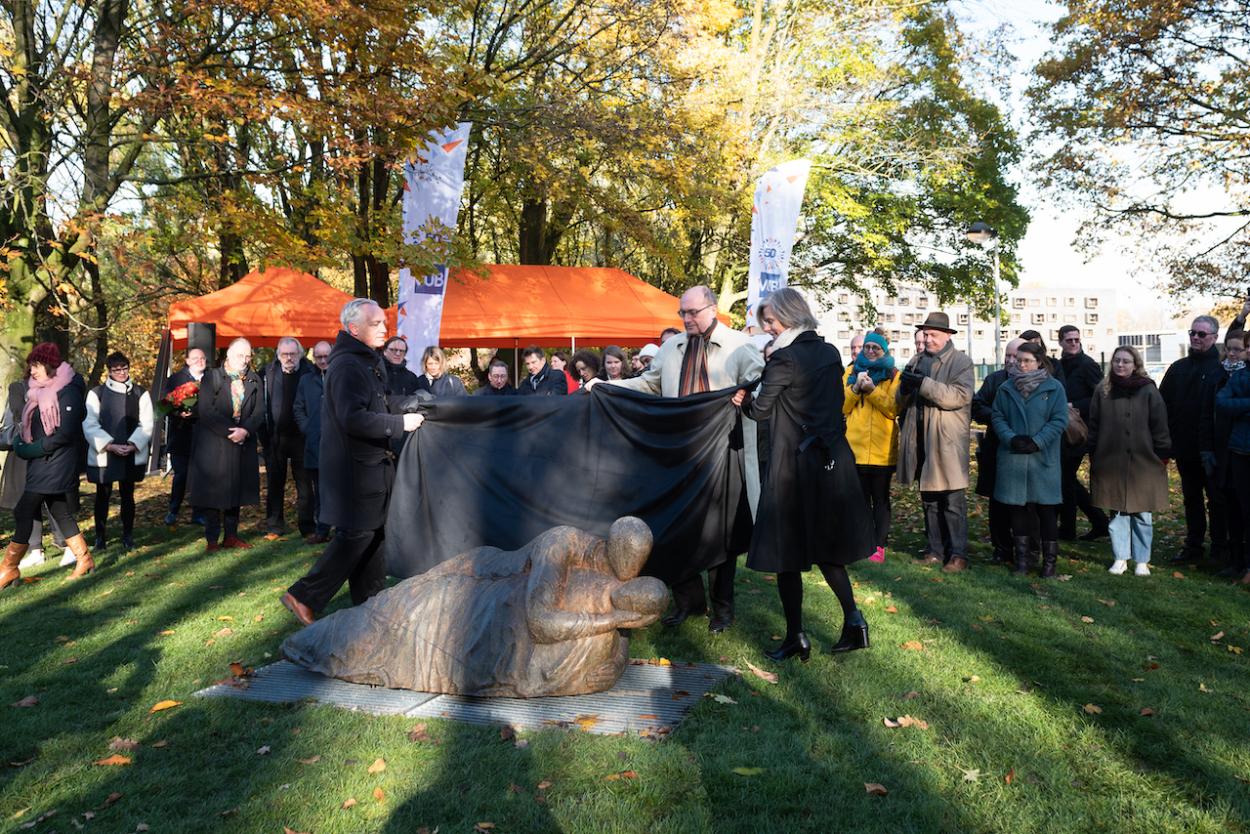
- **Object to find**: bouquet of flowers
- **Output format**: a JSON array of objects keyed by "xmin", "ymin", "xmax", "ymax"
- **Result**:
[{"xmin": 156, "ymin": 380, "xmax": 200, "ymax": 419}]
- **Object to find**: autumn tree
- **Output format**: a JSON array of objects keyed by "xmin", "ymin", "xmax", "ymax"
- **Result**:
[{"xmin": 1030, "ymin": 0, "xmax": 1250, "ymax": 297}]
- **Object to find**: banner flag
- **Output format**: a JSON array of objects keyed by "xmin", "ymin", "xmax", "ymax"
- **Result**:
[
  {"xmin": 745, "ymin": 159, "xmax": 811, "ymax": 328},
  {"xmin": 397, "ymin": 122, "xmax": 473, "ymax": 368}
]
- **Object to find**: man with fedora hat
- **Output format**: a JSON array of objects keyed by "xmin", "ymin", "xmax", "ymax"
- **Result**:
[{"xmin": 896, "ymin": 311, "xmax": 975, "ymax": 572}]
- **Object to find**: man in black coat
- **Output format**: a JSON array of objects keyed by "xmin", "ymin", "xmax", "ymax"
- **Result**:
[
  {"xmin": 1057, "ymin": 325, "xmax": 1110, "ymax": 540},
  {"xmin": 971, "ymin": 338, "xmax": 1024, "ymax": 564},
  {"xmin": 1159, "ymin": 315, "xmax": 1226, "ymax": 562},
  {"xmin": 293, "ymin": 341, "xmax": 332, "ymax": 545},
  {"xmin": 518, "ymin": 346, "xmax": 568, "ymax": 396},
  {"xmin": 162, "ymin": 347, "xmax": 207, "ymax": 527},
  {"xmin": 282, "ymin": 300, "xmax": 424, "ymax": 625},
  {"xmin": 262, "ymin": 337, "xmax": 315, "ymax": 539},
  {"xmin": 475, "ymin": 359, "xmax": 516, "ymax": 396},
  {"xmin": 1200, "ymin": 331, "xmax": 1246, "ymax": 575}
]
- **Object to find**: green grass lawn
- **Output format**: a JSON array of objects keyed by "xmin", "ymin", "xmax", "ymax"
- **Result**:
[{"xmin": 2, "ymin": 473, "xmax": 1249, "ymax": 834}]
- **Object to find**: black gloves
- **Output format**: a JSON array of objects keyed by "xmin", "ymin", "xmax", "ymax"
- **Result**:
[
  {"xmin": 13, "ymin": 439, "xmax": 45, "ymax": 460},
  {"xmin": 1010, "ymin": 435, "xmax": 1039, "ymax": 454},
  {"xmin": 899, "ymin": 369, "xmax": 925, "ymax": 395}
]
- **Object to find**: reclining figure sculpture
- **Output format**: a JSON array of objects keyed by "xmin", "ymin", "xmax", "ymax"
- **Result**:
[{"xmin": 281, "ymin": 516, "xmax": 669, "ymax": 697}]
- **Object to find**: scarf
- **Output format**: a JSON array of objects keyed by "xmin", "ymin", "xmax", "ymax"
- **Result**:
[
  {"xmin": 1010, "ymin": 366, "xmax": 1050, "ymax": 399},
  {"xmin": 104, "ymin": 377, "xmax": 133, "ymax": 395},
  {"xmin": 225, "ymin": 366, "xmax": 246, "ymax": 419},
  {"xmin": 1110, "ymin": 372, "xmax": 1152, "ymax": 393},
  {"xmin": 678, "ymin": 321, "xmax": 716, "ymax": 396},
  {"xmin": 771, "ymin": 327, "xmax": 805, "ymax": 351},
  {"xmin": 847, "ymin": 352, "xmax": 895, "ymax": 386},
  {"xmin": 21, "ymin": 362, "xmax": 75, "ymax": 442},
  {"xmin": 1224, "ymin": 359, "xmax": 1245, "ymax": 374}
]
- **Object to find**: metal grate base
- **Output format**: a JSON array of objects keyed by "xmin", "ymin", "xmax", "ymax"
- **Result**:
[{"xmin": 195, "ymin": 660, "xmax": 734, "ymax": 737}]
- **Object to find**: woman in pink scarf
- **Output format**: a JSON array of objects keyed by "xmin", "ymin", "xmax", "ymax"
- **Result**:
[{"xmin": 1, "ymin": 343, "xmax": 94, "ymax": 589}]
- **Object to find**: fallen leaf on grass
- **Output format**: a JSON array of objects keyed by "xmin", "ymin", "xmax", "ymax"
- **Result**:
[
  {"xmin": 1004, "ymin": 769, "xmax": 1014, "ymax": 784},
  {"xmin": 499, "ymin": 725, "xmax": 516, "ymax": 742},
  {"xmin": 158, "ymin": 630, "xmax": 175, "ymax": 636},
  {"xmin": 1200, "ymin": 682, "xmax": 1212, "ymax": 693},
  {"xmin": 228, "ymin": 661, "xmax": 254, "ymax": 678},
  {"xmin": 216, "ymin": 616, "xmax": 234, "ymax": 622},
  {"xmin": 150, "ymin": 740, "xmax": 168, "ymax": 748},
  {"xmin": 962, "ymin": 675, "xmax": 981, "ymax": 684},
  {"xmin": 885, "ymin": 605, "xmax": 898, "ymax": 614},
  {"xmin": 1139, "ymin": 707, "xmax": 1155, "ymax": 717},
  {"xmin": 1211, "ymin": 631, "xmax": 1225, "ymax": 642},
  {"xmin": 706, "ymin": 693, "xmax": 737, "ymax": 705},
  {"xmin": 253, "ymin": 614, "xmax": 264, "ymax": 623},
  {"xmin": 1172, "ymin": 571, "xmax": 1185, "ymax": 579},
  {"xmin": 901, "ymin": 641, "xmax": 925, "ymax": 651},
  {"xmin": 9, "ymin": 756, "xmax": 36, "ymax": 767},
  {"xmin": 148, "ymin": 700, "xmax": 181, "ymax": 714},
  {"xmin": 408, "ymin": 724, "xmax": 437, "ymax": 743},
  {"xmin": 297, "ymin": 755, "xmax": 321, "ymax": 765},
  {"xmin": 536, "ymin": 780, "xmax": 553, "ymax": 790},
  {"xmin": 745, "ymin": 661, "xmax": 778, "ymax": 684},
  {"xmin": 341, "ymin": 798, "xmax": 357, "ymax": 809},
  {"xmin": 732, "ymin": 767, "xmax": 764, "ymax": 776},
  {"xmin": 373, "ymin": 787, "xmax": 385, "ymax": 803},
  {"xmin": 604, "ymin": 770, "xmax": 638, "ymax": 781},
  {"xmin": 864, "ymin": 782, "xmax": 888, "ymax": 796},
  {"xmin": 93, "ymin": 754, "xmax": 132, "ymax": 767},
  {"xmin": 1056, "ymin": 574, "xmax": 1072, "ymax": 581},
  {"xmin": 213, "ymin": 627, "xmax": 233, "ymax": 638},
  {"xmin": 256, "ymin": 746, "xmax": 271, "ymax": 756},
  {"xmin": 367, "ymin": 757, "xmax": 386, "ymax": 774},
  {"xmin": 1229, "ymin": 645, "xmax": 1244, "ymax": 655},
  {"xmin": 962, "ymin": 768, "xmax": 980, "ymax": 782},
  {"xmin": 1080, "ymin": 616, "xmax": 1095, "ymax": 624},
  {"xmin": 1098, "ymin": 599, "xmax": 1117, "ymax": 607},
  {"xmin": 283, "ymin": 827, "xmax": 309, "ymax": 834},
  {"xmin": 11, "ymin": 695, "xmax": 38, "ymax": 708},
  {"xmin": 475, "ymin": 824, "xmax": 496, "ymax": 832},
  {"xmin": 108, "ymin": 738, "xmax": 139, "ymax": 752},
  {"xmin": 901, "ymin": 690, "xmax": 921, "ymax": 700},
  {"xmin": 1082, "ymin": 703, "xmax": 1102, "ymax": 715}
]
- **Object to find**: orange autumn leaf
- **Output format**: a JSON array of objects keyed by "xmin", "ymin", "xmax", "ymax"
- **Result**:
[
  {"xmin": 94, "ymin": 754, "xmax": 132, "ymax": 766},
  {"xmin": 574, "ymin": 714, "xmax": 600, "ymax": 731},
  {"xmin": 341, "ymin": 797, "xmax": 358, "ymax": 809},
  {"xmin": 864, "ymin": 782, "xmax": 888, "ymax": 796},
  {"xmin": 900, "ymin": 641, "xmax": 925, "ymax": 651},
  {"xmin": 367, "ymin": 757, "xmax": 386, "ymax": 774},
  {"xmin": 373, "ymin": 787, "xmax": 385, "ymax": 802},
  {"xmin": 148, "ymin": 700, "xmax": 182, "ymax": 714}
]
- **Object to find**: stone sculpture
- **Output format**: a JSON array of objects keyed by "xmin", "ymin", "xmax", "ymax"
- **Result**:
[{"xmin": 281, "ymin": 516, "xmax": 669, "ymax": 697}]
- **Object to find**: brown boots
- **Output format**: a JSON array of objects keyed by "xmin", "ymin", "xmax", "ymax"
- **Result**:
[
  {"xmin": 63, "ymin": 534, "xmax": 95, "ymax": 579},
  {"xmin": 1, "ymin": 541, "xmax": 27, "ymax": 589}
]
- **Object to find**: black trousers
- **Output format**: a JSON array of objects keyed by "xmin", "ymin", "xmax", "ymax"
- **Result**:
[
  {"xmin": 856, "ymin": 465, "xmax": 893, "ymax": 547},
  {"xmin": 288, "ymin": 527, "xmax": 388, "ymax": 613},
  {"xmin": 12, "ymin": 492, "xmax": 80, "ymax": 544},
  {"xmin": 988, "ymin": 499, "xmax": 1013, "ymax": 557},
  {"xmin": 94, "ymin": 480, "xmax": 136, "ymax": 541},
  {"xmin": 1176, "ymin": 456, "xmax": 1226, "ymax": 553},
  {"xmin": 1228, "ymin": 455, "xmax": 1250, "ymax": 570},
  {"xmin": 202, "ymin": 507, "xmax": 240, "ymax": 545},
  {"xmin": 921, "ymin": 489, "xmax": 968, "ymax": 559},
  {"xmin": 1010, "ymin": 503, "xmax": 1058, "ymax": 540},
  {"xmin": 307, "ymin": 468, "xmax": 330, "ymax": 536},
  {"xmin": 1059, "ymin": 448, "xmax": 1109, "ymax": 536},
  {"xmin": 670, "ymin": 559, "xmax": 736, "ymax": 619},
  {"xmin": 264, "ymin": 432, "xmax": 315, "ymax": 535},
  {"xmin": 168, "ymin": 452, "xmax": 190, "ymax": 515}
]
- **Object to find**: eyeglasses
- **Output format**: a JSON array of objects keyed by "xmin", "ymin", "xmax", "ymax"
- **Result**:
[
  {"xmin": 313, "ymin": 353, "xmax": 331, "ymax": 361},
  {"xmin": 677, "ymin": 304, "xmax": 714, "ymax": 319},
  {"xmin": 385, "ymin": 346, "xmax": 408, "ymax": 355},
  {"xmin": 108, "ymin": 366, "xmax": 129, "ymax": 373},
  {"xmin": 1189, "ymin": 330, "xmax": 1216, "ymax": 338},
  {"xmin": 1061, "ymin": 337, "xmax": 1081, "ymax": 343}
]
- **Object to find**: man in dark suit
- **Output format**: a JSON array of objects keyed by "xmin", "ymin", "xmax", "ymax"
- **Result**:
[
  {"xmin": 163, "ymin": 347, "xmax": 207, "ymax": 527},
  {"xmin": 518, "ymin": 346, "xmax": 568, "ymax": 396},
  {"xmin": 281, "ymin": 300, "xmax": 424, "ymax": 625},
  {"xmin": 262, "ymin": 337, "xmax": 315, "ymax": 539},
  {"xmin": 475, "ymin": 359, "xmax": 516, "ymax": 396},
  {"xmin": 293, "ymin": 340, "xmax": 332, "ymax": 545}
]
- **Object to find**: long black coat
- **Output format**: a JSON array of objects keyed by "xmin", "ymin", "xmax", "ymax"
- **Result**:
[
  {"xmin": 1160, "ymin": 345, "xmax": 1221, "ymax": 460},
  {"xmin": 1060, "ymin": 351, "xmax": 1103, "ymax": 420},
  {"xmin": 189, "ymin": 367, "xmax": 263, "ymax": 510},
  {"xmin": 743, "ymin": 331, "xmax": 874, "ymax": 572},
  {"xmin": 518, "ymin": 365, "xmax": 568, "ymax": 396},
  {"xmin": 293, "ymin": 370, "xmax": 325, "ymax": 469},
  {"xmin": 263, "ymin": 356, "xmax": 314, "ymax": 445},
  {"xmin": 20, "ymin": 374, "xmax": 87, "ymax": 495},
  {"xmin": 319, "ymin": 330, "xmax": 407, "ymax": 531},
  {"xmin": 384, "ymin": 361, "xmax": 420, "ymax": 397}
]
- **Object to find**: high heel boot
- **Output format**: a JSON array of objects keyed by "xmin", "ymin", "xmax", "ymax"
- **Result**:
[
  {"xmin": 1012, "ymin": 536, "xmax": 1032, "ymax": 576},
  {"xmin": 1, "ymin": 541, "xmax": 27, "ymax": 589},
  {"xmin": 64, "ymin": 534, "xmax": 95, "ymax": 579},
  {"xmin": 1040, "ymin": 540, "xmax": 1060, "ymax": 578},
  {"xmin": 829, "ymin": 610, "xmax": 870, "ymax": 653},
  {"xmin": 765, "ymin": 631, "xmax": 811, "ymax": 663}
]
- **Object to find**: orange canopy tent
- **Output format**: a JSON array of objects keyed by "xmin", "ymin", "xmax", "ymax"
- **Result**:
[
  {"xmin": 392, "ymin": 264, "xmax": 719, "ymax": 348},
  {"xmin": 168, "ymin": 267, "xmax": 353, "ymax": 349}
]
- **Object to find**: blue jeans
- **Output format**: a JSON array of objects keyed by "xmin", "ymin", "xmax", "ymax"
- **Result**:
[{"xmin": 1109, "ymin": 511, "xmax": 1152, "ymax": 563}]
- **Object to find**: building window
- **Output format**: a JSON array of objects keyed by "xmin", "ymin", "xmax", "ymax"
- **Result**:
[
  {"xmin": 898, "ymin": 296, "xmax": 910, "ymax": 306},
  {"xmin": 1086, "ymin": 312, "xmax": 1099, "ymax": 324},
  {"xmin": 1066, "ymin": 297, "xmax": 1076, "ymax": 306},
  {"xmin": 882, "ymin": 312, "xmax": 896, "ymax": 322},
  {"xmin": 1085, "ymin": 329, "xmax": 1095, "ymax": 338},
  {"xmin": 903, "ymin": 313, "xmax": 914, "ymax": 324},
  {"xmin": 1031, "ymin": 312, "xmax": 1046, "ymax": 325},
  {"xmin": 837, "ymin": 293, "xmax": 849, "ymax": 304},
  {"xmin": 837, "ymin": 330, "xmax": 850, "ymax": 339},
  {"xmin": 1011, "ymin": 313, "xmax": 1021, "ymax": 323},
  {"xmin": 958, "ymin": 313, "xmax": 969, "ymax": 325},
  {"xmin": 1028, "ymin": 298, "xmax": 1040, "ymax": 308},
  {"xmin": 1047, "ymin": 297, "xmax": 1057, "ymax": 307},
  {"xmin": 1012, "ymin": 298, "xmax": 1026, "ymax": 309},
  {"xmin": 1085, "ymin": 297, "xmax": 1097, "ymax": 308},
  {"xmin": 917, "ymin": 296, "xmax": 929, "ymax": 309},
  {"xmin": 974, "ymin": 329, "xmax": 985, "ymax": 338}
]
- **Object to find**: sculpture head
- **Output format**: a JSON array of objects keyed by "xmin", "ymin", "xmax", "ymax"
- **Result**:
[
  {"xmin": 606, "ymin": 516, "xmax": 652, "ymax": 580},
  {"xmin": 610, "ymin": 576, "xmax": 669, "ymax": 619}
]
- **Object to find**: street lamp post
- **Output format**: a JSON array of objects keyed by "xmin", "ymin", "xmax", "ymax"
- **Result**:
[{"xmin": 965, "ymin": 221, "xmax": 1002, "ymax": 367}]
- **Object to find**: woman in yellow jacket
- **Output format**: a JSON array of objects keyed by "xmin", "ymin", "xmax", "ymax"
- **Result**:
[{"xmin": 843, "ymin": 331, "xmax": 900, "ymax": 563}]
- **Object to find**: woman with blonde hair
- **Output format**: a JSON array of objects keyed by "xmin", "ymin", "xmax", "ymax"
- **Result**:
[
  {"xmin": 415, "ymin": 346, "xmax": 467, "ymax": 399},
  {"xmin": 1089, "ymin": 345, "xmax": 1171, "ymax": 575}
]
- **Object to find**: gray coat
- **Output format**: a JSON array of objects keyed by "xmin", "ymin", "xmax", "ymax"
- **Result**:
[
  {"xmin": 990, "ymin": 376, "xmax": 1068, "ymax": 506},
  {"xmin": 896, "ymin": 343, "xmax": 974, "ymax": 492}
]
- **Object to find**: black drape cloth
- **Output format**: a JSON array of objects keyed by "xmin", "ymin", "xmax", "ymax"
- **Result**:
[{"xmin": 385, "ymin": 384, "xmax": 752, "ymax": 584}]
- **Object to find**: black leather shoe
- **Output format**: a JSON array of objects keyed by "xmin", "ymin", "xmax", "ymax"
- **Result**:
[
  {"xmin": 661, "ymin": 607, "xmax": 705, "ymax": 628},
  {"xmin": 1078, "ymin": 527, "xmax": 1109, "ymax": 542},
  {"xmin": 93, "ymin": 535, "xmax": 107, "ymax": 550},
  {"xmin": 708, "ymin": 614, "xmax": 734, "ymax": 634},
  {"xmin": 1170, "ymin": 547, "xmax": 1203, "ymax": 564},
  {"xmin": 829, "ymin": 611, "xmax": 869, "ymax": 653},
  {"xmin": 121, "ymin": 534, "xmax": 135, "ymax": 552},
  {"xmin": 765, "ymin": 632, "xmax": 811, "ymax": 663}
]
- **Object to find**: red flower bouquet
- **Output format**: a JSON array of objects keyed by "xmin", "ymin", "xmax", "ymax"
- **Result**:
[{"xmin": 157, "ymin": 380, "xmax": 200, "ymax": 419}]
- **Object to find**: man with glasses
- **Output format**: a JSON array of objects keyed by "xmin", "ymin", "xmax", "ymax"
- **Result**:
[
  {"xmin": 593, "ymin": 285, "xmax": 764, "ymax": 633},
  {"xmin": 163, "ymin": 346, "xmax": 207, "ymax": 527},
  {"xmin": 1057, "ymin": 324, "xmax": 1110, "ymax": 541},
  {"xmin": 1160, "ymin": 315, "xmax": 1226, "ymax": 563},
  {"xmin": 83, "ymin": 352, "xmax": 154, "ymax": 552},
  {"xmin": 261, "ymin": 336, "xmax": 316, "ymax": 540}
]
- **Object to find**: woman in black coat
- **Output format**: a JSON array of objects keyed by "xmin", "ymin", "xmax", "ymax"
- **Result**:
[
  {"xmin": 2, "ymin": 343, "xmax": 94, "ymax": 589},
  {"xmin": 740, "ymin": 288, "xmax": 876, "ymax": 662},
  {"xmin": 189, "ymin": 338, "xmax": 263, "ymax": 551}
]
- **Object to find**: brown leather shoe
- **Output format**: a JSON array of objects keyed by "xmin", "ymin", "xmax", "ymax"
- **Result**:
[
  {"xmin": 280, "ymin": 592, "xmax": 315, "ymax": 626},
  {"xmin": 222, "ymin": 536, "xmax": 252, "ymax": 550},
  {"xmin": 1237, "ymin": 569, "xmax": 1250, "ymax": 586},
  {"xmin": 942, "ymin": 556, "xmax": 969, "ymax": 573},
  {"xmin": 1, "ymin": 541, "xmax": 27, "ymax": 589},
  {"xmin": 914, "ymin": 552, "xmax": 942, "ymax": 565},
  {"xmin": 64, "ymin": 534, "xmax": 95, "ymax": 579}
]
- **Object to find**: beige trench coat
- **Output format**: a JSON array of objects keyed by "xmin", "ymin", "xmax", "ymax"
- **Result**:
[{"xmin": 895, "ymin": 344, "xmax": 974, "ymax": 492}]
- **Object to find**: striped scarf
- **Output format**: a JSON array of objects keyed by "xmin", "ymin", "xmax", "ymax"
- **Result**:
[{"xmin": 678, "ymin": 323, "xmax": 714, "ymax": 396}]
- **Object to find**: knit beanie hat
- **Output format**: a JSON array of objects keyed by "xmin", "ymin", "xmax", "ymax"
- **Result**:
[
  {"xmin": 864, "ymin": 332, "xmax": 890, "ymax": 353},
  {"xmin": 26, "ymin": 342, "xmax": 62, "ymax": 372}
]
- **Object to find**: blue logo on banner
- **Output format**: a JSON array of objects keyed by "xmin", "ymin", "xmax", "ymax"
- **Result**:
[
  {"xmin": 413, "ymin": 266, "xmax": 448, "ymax": 296},
  {"xmin": 760, "ymin": 272, "xmax": 784, "ymax": 293}
]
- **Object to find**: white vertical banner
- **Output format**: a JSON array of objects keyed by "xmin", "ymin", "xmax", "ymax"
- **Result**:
[
  {"xmin": 745, "ymin": 159, "xmax": 811, "ymax": 328},
  {"xmin": 396, "ymin": 122, "xmax": 473, "ymax": 369}
]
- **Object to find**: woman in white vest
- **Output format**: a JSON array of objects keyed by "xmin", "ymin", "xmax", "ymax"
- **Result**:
[{"xmin": 83, "ymin": 352, "xmax": 154, "ymax": 552}]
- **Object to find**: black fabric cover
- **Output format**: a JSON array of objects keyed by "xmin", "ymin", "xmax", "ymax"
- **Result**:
[{"xmin": 385, "ymin": 384, "xmax": 751, "ymax": 584}]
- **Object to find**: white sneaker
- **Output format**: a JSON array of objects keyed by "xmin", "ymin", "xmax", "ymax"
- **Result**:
[
  {"xmin": 1134, "ymin": 562, "xmax": 1150, "ymax": 576},
  {"xmin": 59, "ymin": 551, "xmax": 76, "ymax": 568},
  {"xmin": 1108, "ymin": 560, "xmax": 1128, "ymax": 575},
  {"xmin": 18, "ymin": 549, "xmax": 45, "ymax": 568}
]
